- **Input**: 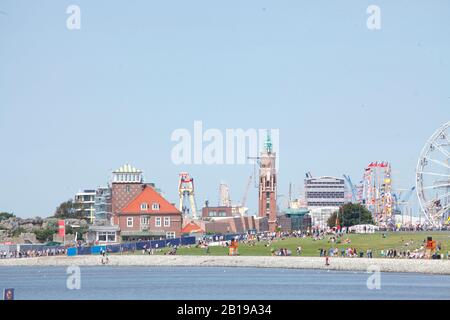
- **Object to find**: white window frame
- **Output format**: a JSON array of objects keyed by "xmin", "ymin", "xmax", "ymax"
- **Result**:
[
  {"xmin": 152, "ymin": 203, "xmax": 160, "ymax": 210},
  {"xmin": 98, "ymin": 231, "xmax": 116, "ymax": 242},
  {"xmin": 127, "ymin": 217, "xmax": 133, "ymax": 227},
  {"xmin": 141, "ymin": 203, "xmax": 148, "ymax": 211},
  {"xmin": 155, "ymin": 217, "xmax": 161, "ymax": 227},
  {"xmin": 140, "ymin": 216, "xmax": 149, "ymax": 226},
  {"xmin": 164, "ymin": 216, "xmax": 170, "ymax": 227},
  {"xmin": 166, "ymin": 231, "xmax": 176, "ymax": 239},
  {"xmin": 98, "ymin": 232, "xmax": 107, "ymax": 242},
  {"xmin": 107, "ymin": 232, "xmax": 116, "ymax": 242}
]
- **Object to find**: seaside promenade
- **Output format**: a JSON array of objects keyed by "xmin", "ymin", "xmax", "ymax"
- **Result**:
[{"xmin": 1, "ymin": 255, "xmax": 450, "ymax": 275}]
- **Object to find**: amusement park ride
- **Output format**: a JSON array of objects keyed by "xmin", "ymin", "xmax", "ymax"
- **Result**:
[
  {"xmin": 416, "ymin": 121, "xmax": 450, "ymax": 227},
  {"xmin": 343, "ymin": 121, "xmax": 450, "ymax": 227},
  {"xmin": 362, "ymin": 161, "xmax": 394, "ymax": 226},
  {"xmin": 343, "ymin": 163, "xmax": 395, "ymax": 227},
  {"xmin": 344, "ymin": 167, "xmax": 418, "ymax": 227}
]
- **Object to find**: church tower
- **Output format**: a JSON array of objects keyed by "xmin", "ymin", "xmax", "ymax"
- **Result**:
[{"xmin": 258, "ymin": 132, "xmax": 278, "ymax": 232}]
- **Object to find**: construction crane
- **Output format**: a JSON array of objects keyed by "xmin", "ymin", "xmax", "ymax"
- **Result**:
[
  {"xmin": 343, "ymin": 174, "xmax": 357, "ymax": 203},
  {"xmin": 394, "ymin": 186, "xmax": 416, "ymax": 207},
  {"xmin": 240, "ymin": 175, "xmax": 252, "ymax": 208},
  {"xmin": 393, "ymin": 186, "xmax": 416, "ymax": 218},
  {"xmin": 178, "ymin": 172, "xmax": 198, "ymax": 219},
  {"xmin": 402, "ymin": 186, "xmax": 416, "ymax": 203},
  {"xmin": 288, "ymin": 182, "xmax": 292, "ymax": 208}
]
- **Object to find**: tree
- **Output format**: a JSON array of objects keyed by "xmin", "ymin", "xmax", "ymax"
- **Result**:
[
  {"xmin": 327, "ymin": 212, "xmax": 339, "ymax": 228},
  {"xmin": 12, "ymin": 227, "xmax": 26, "ymax": 237},
  {"xmin": 33, "ymin": 227, "xmax": 56, "ymax": 242},
  {"xmin": 65, "ymin": 225, "xmax": 88, "ymax": 240},
  {"xmin": 33, "ymin": 220, "xmax": 58, "ymax": 242},
  {"xmin": 327, "ymin": 203, "xmax": 374, "ymax": 228},
  {"xmin": 54, "ymin": 200, "xmax": 85, "ymax": 219},
  {"xmin": 0, "ymin": 212, "xmax": 15, "ymax": 221}
]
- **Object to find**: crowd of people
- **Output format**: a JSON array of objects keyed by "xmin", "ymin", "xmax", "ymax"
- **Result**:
[
  {"xmin": 271, "ymin": 248, "xmax": 291, "ymax": 256},
  {"xmin": 318, "ymin": 247, "xmax": 374, "ymax": 258},
  {"xmin": 0, "ymin": 248, "xmax": 66, "ymax": 259},
  {"xmin": 2, "ymin": 225, "xmax": 450, "ymax": 260}
]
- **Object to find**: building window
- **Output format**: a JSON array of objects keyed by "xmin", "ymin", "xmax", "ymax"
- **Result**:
[
  {"xmin": 209, "ymin": 211, "xmax": 217, "ymax": 217},
  {"xmin": 98, "ymin": 232, "xmax": 116, "ymax": 242},
  {"xmin": 152, "ymin": 203, "xmax": 160, "ymax": 210},
  {"xmin": 127, "ymin": 217, "xmax": 133, "ymax": 227},
  {"xmin": 166, "ymin": 231, "xmax": 176, "ymax": 239},
  {"xmin": 164, "ymin": 217, "xmax": 170, "ymax": 227},
  {"xmin": 141, "ymin": 216, "xmax": 149, "ymax": 226},
  {"xmin": 141, "ymin": 203, "xmax": 148, "ymax": 211},
  {"xmin": 107, "ymin": 232, "xmax": 115, "ymax": 242},
  {"xmin": 155, "ymin": 217, "xmax": 161, "ymax": 227},
  {"xmin": 98, "ymin": 232, "xmax": 107, "ymax": 242},
  {"xmin": 126, "ymin": 185, "xmax": 131, "ymax": 193}
]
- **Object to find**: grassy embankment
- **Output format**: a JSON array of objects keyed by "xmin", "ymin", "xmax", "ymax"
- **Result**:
[{"xmin": 117, "ymin": 232, "xmax": 450, "ymax": 258}]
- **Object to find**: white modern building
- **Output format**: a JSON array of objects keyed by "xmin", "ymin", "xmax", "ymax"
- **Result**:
[
  {"xmin": 305, "ymin": 176, "xmax": 346, "ymax": 227},
  {"xmin": 74, "ymin": 189, "xmax": 96, "ymax": 223}
]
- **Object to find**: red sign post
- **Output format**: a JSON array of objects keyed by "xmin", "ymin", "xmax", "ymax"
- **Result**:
[{"xmin": 58, "ymin": 220, "xmax": 65, "ymax": 238}]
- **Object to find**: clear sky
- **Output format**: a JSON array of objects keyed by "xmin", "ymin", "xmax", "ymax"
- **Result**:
[{"xmin": 0, "ymin": 0, "xmax": 449, "ymax": 218}]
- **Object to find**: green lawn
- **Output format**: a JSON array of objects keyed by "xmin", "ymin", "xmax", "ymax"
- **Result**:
[{"xmin": 123, "ymin": 232, "xmax": 450, "ymax": 257}]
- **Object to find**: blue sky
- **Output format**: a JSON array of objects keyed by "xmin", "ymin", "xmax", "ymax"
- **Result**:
[{"xmin": 0, "ymin": 0, "xmax": 449, "ymax": 218}]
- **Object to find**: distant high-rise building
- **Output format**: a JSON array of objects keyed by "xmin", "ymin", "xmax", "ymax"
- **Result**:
[
  {"xmin": 305, "ymin": 176, "xmax": 346, "ymax": 228},
  {"xmin": 305, "ymin": 176, "xmax": 346, "ymax": 207}
]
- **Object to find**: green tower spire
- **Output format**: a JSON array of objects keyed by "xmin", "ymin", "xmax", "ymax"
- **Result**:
[{"xmin": 264, "ymin": 130, "xmax": 272, "ymax": 153}]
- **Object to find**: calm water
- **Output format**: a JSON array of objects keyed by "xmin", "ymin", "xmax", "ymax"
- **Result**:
[{"xmin": 0, "ymin": 266, "xmax": 450, "ymax": 300}]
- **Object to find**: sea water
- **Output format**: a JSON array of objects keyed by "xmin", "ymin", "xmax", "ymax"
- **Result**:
[{"xmin": 0, "ymin": 266, "xmax": 449, "ymax": 300}]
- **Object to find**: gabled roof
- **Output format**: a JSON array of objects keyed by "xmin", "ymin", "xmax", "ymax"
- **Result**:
[
  {"xmin": 121, "ymin": 185, "xmax": 181, "ymax": 215},
  {"xmin": 181, "ymin": 222, "xmax": 203, "ymax": 234}
]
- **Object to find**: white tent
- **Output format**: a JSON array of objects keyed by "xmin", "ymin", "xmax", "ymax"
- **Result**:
[{"xmin": 348, "ymin": 224, "xmax": 379, "ymax": 234}]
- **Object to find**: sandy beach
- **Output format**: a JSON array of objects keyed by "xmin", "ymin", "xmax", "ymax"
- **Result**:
[{"xmin": 1, "ymin": 255, "xmax": 450, "ymax": 275}]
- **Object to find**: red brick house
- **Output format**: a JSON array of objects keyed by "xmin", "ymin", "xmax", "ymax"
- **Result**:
[
  {"xmin": 111, "ymin": 164, "xmax": 145, "ymax": 226},
  {"xmin": 118, "ymin": 185, "xmax": 183, "ymax": 241}
]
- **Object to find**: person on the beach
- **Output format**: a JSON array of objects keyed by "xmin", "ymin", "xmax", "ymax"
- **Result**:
[{"xmin": 101, "ymin": 249, "xmax": 109, "ymax": 265}]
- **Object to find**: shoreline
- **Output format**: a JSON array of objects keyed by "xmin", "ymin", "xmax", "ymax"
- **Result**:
[{"xmin": 1, "ymin": 255, "xmax": 450, "ymax": 275}]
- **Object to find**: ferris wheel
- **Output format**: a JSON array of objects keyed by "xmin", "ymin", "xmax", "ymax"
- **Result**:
[{"xmin": 416, "ymin": 121, "xmax": 450, "ymax": 226}]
